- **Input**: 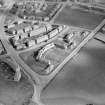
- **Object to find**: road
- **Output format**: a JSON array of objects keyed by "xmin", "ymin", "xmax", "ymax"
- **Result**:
[
  {"xmin": 0, "ymin": 2, "xmax": 105, "ymax": 105},
  {"xmin": 41, "ymin": 38, "xmax": 105, "ymax": 105},
  {"xmin": 38, "ymin": 19, "xmax": 105, "ymax": 88},
  {"xmin": 0, "ymin": 7, "xmax": 43, "ymax": 105}
]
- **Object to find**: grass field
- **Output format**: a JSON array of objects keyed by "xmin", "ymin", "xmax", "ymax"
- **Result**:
[
  {"xmin": 0, "ymin": 70, "xmax": 34, "ymax": 105},
  {"xmin": 54, "ymin": 5, "xmax": 105, "ymax": 30},
  {"xmin": 41, "ymin": 38, "xmax": 105, "ymax": 105}
]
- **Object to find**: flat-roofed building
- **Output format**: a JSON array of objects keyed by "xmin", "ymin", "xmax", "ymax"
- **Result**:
[
  {"xmin": 58, "ymin": 25, "xmax": 63, "ymax": 32},
  {"xmin": 13, "ymin": 35, "xmax": 20, "ymax": 41},
  {"xmin": 35, "ymin": 35, "xmax": 48, "ymax": 44},
  {"xmin": 23, "ymin": 26, "xmax": 32, "ymax": 33},
  {"xmin": 32, "ymin": 24, "xmax": 40, "ymax": 30},
  {"xmin": 17, "ymin": 28, "xmax": 24, "ymax": 34},
  {"xmin": 21, "ymin": 33, "xmax": 28, "ymax": 39},
  {"xmin": 27, "ymin": 40, "xmax": 36, "ymax": 47},
  {"xmin": 37, "ymin": 42, "xmax": 55, "ymax": 59},
  {"xmin": 30, "ymin": 26, "xmax": 47, "ymax": 37},
  {"xmin": 5, "ymin": 24, "xmax": 15, "ymax": 29},
  {"xmin": 6, "ymin": 28, "xmax": 17, "ymax": 35},
  {"xmin": 15, "ymin": 43, "xmax": 26, "ymax": 50},
  {"xmin": 0, "ymin": 41, "xmax": 4, "ymax": 54},
  {"xmin": 15, "ymin": 44, "xmax": 23, "ymax": 50},
  {"xmin": 49, "ymin": 28, "xmax": 59, "ymax": 38},
  {"xmin": 46, "ymin": 23, "xmax": 52, "ymax": 32}
]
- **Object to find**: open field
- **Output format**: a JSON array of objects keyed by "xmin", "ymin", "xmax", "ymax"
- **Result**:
[
  {"xmin": 19, "ymin": 28, "xmax": 87, "ymax": 75},
  {"xmin": 0, "ymin": 70, "xmax": 34, "ymax": 105},
  {"xmin": 54, "ymin": 5, "xmax": 105, "ymax": 30},
  {"xmin": 41, "ymin": 38, "xmax": 105, "ymax": 105},
  {"xmin": 20, "ymin": 51, "xmax": 49, "ymax": 74}
]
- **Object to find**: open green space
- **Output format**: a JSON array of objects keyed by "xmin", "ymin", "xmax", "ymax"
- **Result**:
[
  {"xmin": 0, "ymin": 70, "xmax": 33, "ymax": 105},
  {"xmin": 41, "ymin": 39, "xmax": 105, "ymax": 105},
  {"xmin": 54, "ymin": 5, "xmax": 105, "ymax": 30}
]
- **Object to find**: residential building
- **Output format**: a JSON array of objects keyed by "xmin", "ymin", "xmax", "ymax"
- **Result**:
[
  {"xmin": 32, "ymin": 24, "xmax": 40, "ymax": 30},
  {"xmin": 35, "ymin": 35, "xmax": 48, "ymax": 44},
  {"xmin": 17, "ymin": 28, "xmax": 24, "ymax": 34},
  {"xmin": 46, "ymin": 23, "xmax": 52, "ymax": 32},
  {"xmin": 23, "ymin": 26, "xmax": 32, "ymax": 33},
  {"xmin": 30, "ymin": 26, "xmax": 46, "ymax": 37},
  {"xmin": 6, "ymin": 29, "xmax": 17, "ymax": 35},
  {"xmin": 27, "ymin": 40, "xmax": 36, "ymax": 47},
  {"xmin": 4, "ymin": 24, "xmax": 15, "ymax": 29},
  {"xmin": 49, "ymin": 28, "xmax": 59, "ymax": 38},
  {"xmin": 58, "ymin": 25, "xmax": 63, "ymax": 32},
  {"xmin": 37, "ymin": 43, "xmax": 55, "ymax": 59}
]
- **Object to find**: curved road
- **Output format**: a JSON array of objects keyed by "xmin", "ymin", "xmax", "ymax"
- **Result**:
[
  {"xmin": 0, "ymin": 3, "xmax": 105, "ymax": 105},
  {"xmin": 0, "ymin": 6, "xmax": 44, "ymax": 105}
]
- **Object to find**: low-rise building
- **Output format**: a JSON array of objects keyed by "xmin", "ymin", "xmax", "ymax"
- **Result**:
[
  {"xmin": 13, "ymin": 35, "xmax": 20, "ymax": 41},
  {"xmin": 0, "ymin": 48, "xmax": 3, "ymax": 54},
  {"xmin": 44, "ymin": 63, "xmax": 54, "ymax": 74},
  {"xmin": 14, "ymin": 20, "xmax": 24, "ymax": 25},
  {"xmin": 32, "ymin": 24, "xmax": 40, "ymax": 30},
  {"xmin": 11, "ymin": 38, "xmax": 20, "ymax": 46},
  {"xmin": 4, "ymin": 24, "xmax": 15, "ymax": 29},
  {"xmin": 27, "ymin": 40, "xmax": 36, "ymax": 47},
  {"xmin": 55, "ymin": 40, "xmax": 68, "ymax": 50},
  {"xmin": 15, "ymin": 43, "xmax": 26, "ymax": 50},
  {"xmin": 15, "ymin": 44, "xmax": 23, "ymax": 50},
  {"xmin": 46, "ymin": 23, "xmax": 52, "ymax": 32},
  {"xmin": 0, "ymin": 41, "xmax": 4, "ymax": 55},
  {"xmin": 6, "ymin": 29, "xmax": 17, "ymax": 35},
  {"xmin": 102, "ymin": 26, "xmax": 105, "ymax": 32},
  {"xmin": 37, "ymin": 42, "xmax": 55, "ymax": 59},
  {"xmin": 58, "ymin": 25, "xmax": 63, "ymax": 32},
  {"xmin": 35, "ymin": 35, "xmax": 48, "ymax": 44},
  {"xmin": 30, "ymin": 30, "xmax": 36, "ymax": 37},
  {"xmin": 81, "ymin": 31, "xmax": 89, "ymax": 37},
  {"xmin": 49, "ymin": 28, "xmax": 59, "ymax": 38},
  {"xmin": 23, "ymin": 26, "xmax": 32, "ymax": 33},
  {"xmin": 30, "ymin": 26, "xmax": 46, "ymax": 37},
  {"xmin": 63, "ymin": 32, "xmax": 74, "ymax": 43},
  {"xmin": 17, "ymin": 20, "xmax": 24, "ymax": 25},
  {"xmin": 43, "ymin": 17, "xmax": 49, "ymax": 21},
  {"xmin": 20, "ymin": 33, "xmax": 28, "ymax": 39},
  {"xmin": 17, "ymin": 28, "xmax": 24, "ymax": 34}
]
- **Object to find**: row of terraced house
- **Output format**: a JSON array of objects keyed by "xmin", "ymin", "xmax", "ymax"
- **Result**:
[{"xmin": 4, "ymin": 20, "xmax": 67, "ymax": 50}]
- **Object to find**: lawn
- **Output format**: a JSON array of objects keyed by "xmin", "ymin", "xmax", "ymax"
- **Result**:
[
  {"xmin": 0, "ymin": 70, "xmax": 34, "ymax": 105},
  {"xmin": 41, "ymin": 39, "xmax": 105, "ymax": 105},
  {"xmin": 54, "ymin": 5, "xmax": 105, "ymax": 30}
]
